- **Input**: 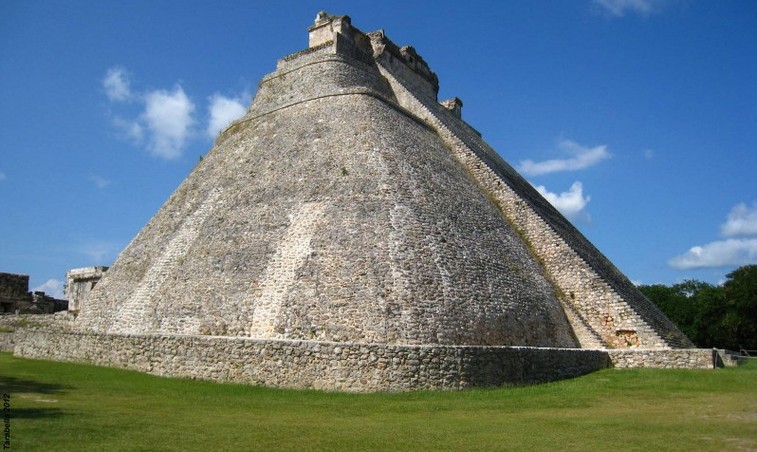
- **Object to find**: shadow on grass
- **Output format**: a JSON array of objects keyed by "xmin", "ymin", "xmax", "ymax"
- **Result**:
[
  {"xmin": 1, "ymin": 376, "xmax": 72, "ymax": 420},
  {"xmin": 7, "ymin": 407, "xmax": 66, "ymax": 419},
  {"xmin": 0, "ymin": 376, "xmax": 71, "ymax": 395}
]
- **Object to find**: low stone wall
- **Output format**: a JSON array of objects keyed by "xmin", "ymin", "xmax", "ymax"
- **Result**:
[
  {"xmin": 0, "ymin": 313, "xmax": 77, "ymax": 332},
  {"xmin": 0, "ymin": 313, "xmax": 77, "ymax": 352},
  {"xmin": 607, "ymin": 349, "xmax": 714, "ymax": 369},
  {"xmin": 0, "ymin": 332, "xmax": 15, "ymax": 352},
  {"xmin": 14, "ymin": 331, "xmax": 610, "ymax": 392}
]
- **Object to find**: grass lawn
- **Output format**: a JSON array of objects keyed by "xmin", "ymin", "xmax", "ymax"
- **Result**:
[{"xmin": 1, "ymin": 352, "xmax": 755, "ymax": 451}]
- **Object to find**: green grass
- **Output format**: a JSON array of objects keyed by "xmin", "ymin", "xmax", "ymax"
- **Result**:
[{"xmin": 1, "ymin": 353, "xmax": 755, "ymax": 451}]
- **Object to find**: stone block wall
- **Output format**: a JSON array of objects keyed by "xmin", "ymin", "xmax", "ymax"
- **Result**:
[
  {"xmin": 11, "ymin": 330, "xmax": 715, "ymax": 390},
  {"xmin": 608, "ymin": 349, "xmax": 714, "ymax": 369},
  {"xmin": 15, "ymin": 330, "xmax": 610, "ymax": 391}
]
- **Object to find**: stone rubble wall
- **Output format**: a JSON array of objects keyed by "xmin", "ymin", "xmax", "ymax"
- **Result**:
[{"xmin": 14, "ymin": 330, "xmax": 609, "ymax": 392}]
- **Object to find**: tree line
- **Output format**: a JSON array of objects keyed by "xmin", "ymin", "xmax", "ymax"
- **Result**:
[{"xmin": 638, "ymin": 264, "xmax": 757, "ymax": 352}]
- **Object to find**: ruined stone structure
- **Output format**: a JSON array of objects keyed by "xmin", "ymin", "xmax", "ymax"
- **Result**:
[
  {"xmin": 0, "ymin": 273, "xmax": 28, "ymax": 314},
  {"xmin": 65, "ymin": 266, "xmax": 108, "ymax": 312},
  {"xmin": 14, "ymin": 13, "xmax": 706, "ymax": 391},
  {"xmin": 0, "ymin": 272, "xmax": 67, "ymax": 314}
]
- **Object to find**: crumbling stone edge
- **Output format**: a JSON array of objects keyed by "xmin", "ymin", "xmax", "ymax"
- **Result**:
[{"xmin": 6, "ymin": 330, "xmax": 714, "ymax": 392}]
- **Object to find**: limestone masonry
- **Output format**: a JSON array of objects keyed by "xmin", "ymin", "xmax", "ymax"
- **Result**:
[
  {"xmin": 65, "ymin": 266, "xmax": 108, "ymax": 312},
  {"xmin": 12, "ymin": 12, "xmax": 708, "ymax": 391}
]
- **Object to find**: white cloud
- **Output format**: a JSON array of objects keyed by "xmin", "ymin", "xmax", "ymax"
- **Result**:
[
  {"xmin": 643, "ymin": 149, "xmax": 655, "ymax": 160},
  {"xmin": 720, "ymin": 202, "xmax": 757, "ymax": 238},
  {"xmin": 0, "ymin": 171, "xmax": 6, "ymax": 181},
  {"xmin": 103, "ymin": 67, "xmax": 195, "ymax": 160},
  {"xmin": 669, "ymin": 239, "xmax": 757, "ymax": 270},
  {"xmin": 103, "ymin": 67, "xmax": 251, "ymax": 160},
  {"xmin": 534, "ymin": 181, "xmax": 591, "ymax": 222},
  {"xmin": 89, "ymin": 174, "xmax": 112, "ymax": 189},
  {"xmin": 594, "ymin": 0, "xmax": 655, "ymax": 17},
  {"xmin": 142, "ymin": 86, "xmax": 196, "ymax": 159},
  {"xmin": 112, "ymin": 116, "xmax": 144, "ymax": 143},
  {"xmin": 33, "ymin": 279, "xmax": 65, "ymax": 299},
  {"xmin": 75, "ymin": 240, "xmax": 120, "ymax": 264},
  {"xmin": 206, "ymin": 93, "xmax": 247, "ymax": 138},
  {"xmin": 103, "ymin": 67, "xmax": 133, "ymax": 102},
  {"xmin": 518, "ymin": 140, "xmax": 611, "ymax": 176},
  {"xmin": 670, "ymin": 201, "xmax": 757, "ymax": 270}
]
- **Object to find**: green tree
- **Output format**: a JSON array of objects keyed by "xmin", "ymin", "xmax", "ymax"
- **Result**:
[
  {"xmin": 722, "ymin": 265, "xmax": 757, "ymax": 350},
  {"xmin": 640, "ymin": 265, "xmax": 757, "ymax": 351},
  {"xmin": 639, "ymin": 283, "xmax": 698, "ymax": 340},
  {"xmin": 639, "ymin": 280, "xmax": 721, "ymax": 346},
  {"xmin": 687, "ymin": 283, "xmax": 726, "ymax": 348}
]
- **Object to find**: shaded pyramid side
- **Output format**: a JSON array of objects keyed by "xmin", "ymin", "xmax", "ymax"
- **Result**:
[{"xmin": 76, "ymin": 49, "xmax": 579, "ymax": 348}]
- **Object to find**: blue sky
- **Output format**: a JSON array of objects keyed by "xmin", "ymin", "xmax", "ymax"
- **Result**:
[{"xmin": 1, "ymin": 0, "xmax": 755, "ymax": 298}]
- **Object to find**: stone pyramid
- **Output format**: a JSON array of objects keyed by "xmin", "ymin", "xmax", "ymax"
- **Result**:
[{"xmin": 28, "ymin": 12, "xmax": 702, "ymax": 391}]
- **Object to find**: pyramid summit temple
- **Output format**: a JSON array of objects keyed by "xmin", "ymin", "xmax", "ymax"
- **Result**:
[{"xmin": 14, "ymin": 12, "xmax": 714, "ymax": 391}]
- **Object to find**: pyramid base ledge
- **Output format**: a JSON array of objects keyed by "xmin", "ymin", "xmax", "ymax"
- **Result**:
[
  {"xmin": 10, "ymin": 330, "xmax": 713, "ymax": 392},
  {"xmin": 606, "ymin": 348, "xmax": 717, "ymax": 369}
]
